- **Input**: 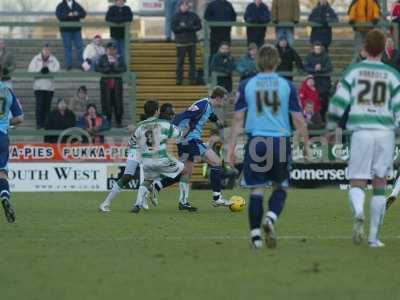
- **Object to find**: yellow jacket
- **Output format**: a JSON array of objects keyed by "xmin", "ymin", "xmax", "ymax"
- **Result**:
[{"xmin": 348, "ymin": 0, "xmax": 381, "ymax": 31}]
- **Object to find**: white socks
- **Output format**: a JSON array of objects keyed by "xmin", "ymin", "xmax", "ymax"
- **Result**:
[
  {"xmin": 135, "ymin": 185, "xmax": 150, "ymax": 208},
  {"xmin": 349, "ymin": 187, "xmax": 365, "ymax": 220},
  {"xmin": 369, "ymin": 195, "xmax": 386, "ymax": 243},
  {"xmin": 391, "ymin": 176, "xmax": 400, "ymax": 197},
  {"xmin": 102, "ymin": 182, "xmax": 123, "ymax": 206},
  {"xmin": 179, "ymin": 181, "xmax": 189, "ymax": 204}
]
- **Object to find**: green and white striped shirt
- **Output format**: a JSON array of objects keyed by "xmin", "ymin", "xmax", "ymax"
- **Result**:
[{"xmin": 327, "ymin": 60, "xmax": 400, "ymax": 131}]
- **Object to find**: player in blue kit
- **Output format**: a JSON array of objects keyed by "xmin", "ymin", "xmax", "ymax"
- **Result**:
[
  {"xmin": 0, "ymin": 65, "xmax": 24, "ymax": 223},
  {"xmin": 153, "ymin": 86, "xmax": 232, "ymax": 211},
  {"xmin": 227, "ymin": 45, "xmax": 309, "ymax": 249}
]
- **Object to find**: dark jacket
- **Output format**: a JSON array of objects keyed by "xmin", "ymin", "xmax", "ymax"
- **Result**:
[
  {"xmin": 204, "ymin": 0, "xmax": 237, "ymax": 41},
  {"xmin": 44, "ymin": 109, "xmax": 76, "ymax": 143},
  {"xmin": 0, "ymin": 49, "xmax": 16, "ymax": 81},
  {"xmin": 105, "ymin": 5, "xmax": 133, "ymax": 40},
  {"xmin": 172, "ymin": 10, "xmax": 202, "ymax": 45},
  {"xmin": 56, "ymin": 0, "xmax": 86, "ymax": 32},
  {"xmin": 95, "ymin": 54, "xmax": 127, "ymax": 75},
  {"xmin": 236, "ymin": 53, "xmax": 257, "ymax": 80},
  {"xmin": 276, "ymin": 44, "xmax": 304, "ymax": 80},
  {"xmin": 304, "ymin": 51, "xmax": 332, "ymax": 93},
  {"xmin": 244, "ymin": 2, "xmax": 270, "ymax": 24},
  {"xmin": 211, "ymin": 52, "xmax": 236, "ymax": 76},
  {"xmin": 382, "ymin": 49, "xmax": 400, "ymax": 70},
  {"xmin": 308, "ymin": 3, "xmax": 338, "ymax": 47}
]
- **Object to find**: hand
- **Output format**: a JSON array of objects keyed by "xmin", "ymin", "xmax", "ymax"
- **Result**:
[
  {"xmin": 315, "ymin": 64, "xmax": 322, "ymax": 71},
  {"xmin": 68, "ymin": 12, "xmax": 74, "ymax": 17}
]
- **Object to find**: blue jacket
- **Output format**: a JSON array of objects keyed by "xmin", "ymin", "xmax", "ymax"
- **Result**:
[
  {"xmin": 56, "ymin": 0, "xmax": 86, "ymax": 32},
  {"xmin": 236, "ymin": 53, "xmax": 257, "ymax": 80},
  {"xmin": 244, "ymin": 2, "xmax": 271, "ymax": 24},
  {"xmin": 308, "ymin": 3, "xmax": 338, "ymax": 46}
]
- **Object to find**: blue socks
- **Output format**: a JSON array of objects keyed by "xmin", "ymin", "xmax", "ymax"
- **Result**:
[
  {"xmin": 210, "ymin": 166, "xmax": 222, "ymax": 201},
  {"xmin": 249, "ymin": 194, "xmax": 264, "ymax": 230},
  {"xmin": 0, "ymin": 178, "xmax": 10, "ymax": 199},
  {"xmin": 267, "ymin": 189, "xmax": 287, "ymax": 222}
]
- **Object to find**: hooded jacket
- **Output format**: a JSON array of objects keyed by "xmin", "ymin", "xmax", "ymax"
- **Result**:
[{"xmin": 348, "ymin": 0, "xmax": 381, "ymax": 32}]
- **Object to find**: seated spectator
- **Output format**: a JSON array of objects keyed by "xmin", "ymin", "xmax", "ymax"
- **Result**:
[
  {"xmin": 68, "ymin": 85, "xmax": 90, "ymax": 114},
  {"xmin": 382, "ymin": 38, "xmax": 400, "ymax": 70},
  {"xmin": 304, "ymin": 41, "xmax": 332, "ymax": 120},
  {"xmin": 276, "ymin": 36, "xmax": 304, "ymax": 81},
  {"xmin": 352, "ymin": 48, "xmax": 368, "ymax": 64},
  {"xmin": 303, "ymin": 101, "xmax": 323, "ymax": 130},
  {"xmin": 0, "ymin": 39, "xmax": 16, "ymax": 89},
  {"xmin": 308, "ymin": 0, "xmax": 338, "ymax": 50},
  {"xmin": 244, "ymin": 0, "xmax": 271, "ymax": 48},
  {"xmin": 44, "ymin": 98, "xmax": 76, "ymax": 143},
  {"xmin": 28, "ymin": 44, "xmax": 60, "ymax": 129},
  {"xmin": 95, "ymin": 42, "xmax": 127, "ymax": 127},
  {"xmin": 77, "ymin": 104, "xmax": 110, "ymax": 144},
  {"xmin": 299, "ymin": 76, "xmax": 321, "ymax": 113},
  {"xmin": 236, "ymin": 43, "xmax": 258, "ymax": 81},
  {"xmin": 210, "ymin": 42, "xmax": 235, "ymax": 92},
  {"xmin": 82, "ymin": 35, "xmax": 106, "ymax": 71}
]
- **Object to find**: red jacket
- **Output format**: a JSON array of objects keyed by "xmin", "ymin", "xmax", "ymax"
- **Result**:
[{"xmin": 299, "ymin": 77, "xmax": 321, "ymax": 113}]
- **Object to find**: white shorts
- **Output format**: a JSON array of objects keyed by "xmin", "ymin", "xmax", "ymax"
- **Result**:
[
  {"xmin": 348, "ymin": 130, "xmax": 395, "ymax": 180},
  {"xmin": 141, "ymin": 156, "xmax": 184, "ymax": 181},
  {"xmin": 124, "ymin": 150, "xmax": 139, "ymax": 176}
]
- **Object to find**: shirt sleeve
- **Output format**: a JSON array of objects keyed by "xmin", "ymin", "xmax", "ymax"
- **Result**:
[
  {"xmin": 9, "ymin": 90, "xmax": 23, "ymax": 117},
  {"xmin": 288, "ymin": 81, "xmax": 302, "ymax": 113},
  {"xmin": 173, "ymin": 100, "xmax": 207, "ymax": 125},
  {"xmin": 234, "ymin": 80, "xmax": 248, "ymax": 112},
  {"xmin": 326, "ymin": 77, "xmax": 352, "ymax": 130}
]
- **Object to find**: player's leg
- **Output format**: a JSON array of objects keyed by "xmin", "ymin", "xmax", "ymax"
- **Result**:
[
  {"xmin": 176, "ymin": 143, "xmax": 196, "ymax": 210},
  {"xmin": 348, "ymin": 179, "xmax": 367, "ymax": 244},
  {"xmin": 132, "ymin": 180, "xmax": 151, "ymax": 214},
  {"xmin": 386, "ymin": 173, "xmax": 400, "ymax": 209},
  {"xmin": 248, "ymin": 187, "xmax": 265, "ymax": 249},
  {"xmin": 368, "ymin": 177, "xmax": 387, "ymax": 248},
  {"xmin": 0, "ymin": 134, "xmax": 15, "ymax": 223}
]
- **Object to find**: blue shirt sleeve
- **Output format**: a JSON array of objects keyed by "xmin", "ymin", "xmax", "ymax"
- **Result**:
[
  {"xmin": 234, "ymin": 79, "xmax": 248, "ymax": 112},
  {"xmin": 288, "ymin": 82, "xmax": 301, "ymax": 113},
  {"xmin": 9, "ymin": 90, "xmax": 23, "ymax": 117}
]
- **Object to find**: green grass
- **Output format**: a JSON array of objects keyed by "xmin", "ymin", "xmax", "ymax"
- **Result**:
[{"xmin": 1, "ymin": 189, "xmax": 400, "ymax": 300}]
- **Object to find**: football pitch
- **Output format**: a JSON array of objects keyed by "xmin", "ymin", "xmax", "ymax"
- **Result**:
[{"xmin": 1, "ymin": 188, "xmax": 400, "ymax": 300}]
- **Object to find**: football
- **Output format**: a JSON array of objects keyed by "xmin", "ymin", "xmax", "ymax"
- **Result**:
[{"xmin": 229, "ymin": 195, "xmax": 246, "ymax": 212}]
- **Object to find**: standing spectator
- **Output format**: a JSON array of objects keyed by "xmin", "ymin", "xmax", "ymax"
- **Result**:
[
  {"xmin": 44, "ymin": 98, "xmax": 76, "ymax": 143},
  {"xmin": 244, "ymin": 0, "xmax": 271, "ymax": 48},
  {"xmin": 276, "ymin": 36, "xmax": 304, "ymax": 81},
  {"xmin": 28, "ymin": 44, "xmax": 60, "ymax": 129},
  {"xmin": 304, "ymin": 42, "xmax": 332, "ymax": 120},
  {"xmin": 68, "ymin": 85, "xmax": 90, "ymax": 114},
  {"xmin": 271, "ymin": 0, "xmax": 300, "ymax": 45},
  {"xmin": 83, "ymin": 35, "xmax": 106, "ymax": 71},
  {"xmin": 382, "ymin": 37, "xmax": 400, "ymax": 70},
  {"xmin": 165, "ymin": 0, "xmax": 180, "ymax": 42},
  {"xmin": 77, "ymin": 104, "xmax": 111, "ymax": 144},
  {"xmin": 210, "ymin": 42, "xmax": 235, "ymax": 92},
  {"xmin": 105, "ymin": 0, "xmax": 133, "ymax": 59},
  {"xmin": 348, "ymin": 0, "xmax": 381, "ymax": 51},
  {"xmin": 236, "ymin": 43, "xmax": 258, "ymax": 80},
  {"xmin": 299, "ymin": 76, "xmax": 321, "ymax": 113},
  {"xmin": 56, "ymin": 0, "xmax": 86, "ymax": 70},
  {"xmin": 391, "ymin": 0, "xmax": 400, "ymax": 41},
  {"xmin": 204, "ymin": 0, "xmax": 237, "ymax": 62},
  {"xmin": 0, "ymin": 39, "xmax": 16, "ymax": 89},
  {"xmin": 95, "ymin": 42, "xmax": 127, "ymax": 128},
  {"xmin": 308, "ymin": 0, "xmax": 338, "ymax": 50},
  {"xmin": 172, "ymin": 0, "xmax": 202, "ymax": 85}
]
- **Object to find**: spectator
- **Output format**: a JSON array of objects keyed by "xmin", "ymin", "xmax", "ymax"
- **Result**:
[
  {"xmin": 303, "ymin": 101, "xmax": 323, "ymax": 130},
  {"xmin": 271, "ymin": 0, "xmax": 300, "ymax": 45},
  {"xmin": 165, "ymin": 0, "xmax": 180, "ymax": 42},
  {"xmin": 204, "ymin": 0, "xmax": 237, "ymax": 62},
  {"xmin": 44, "ymin": 98, "xmax": 76, "ymax": 143},
  {"xmin": 236, "ymin": 43, "xmax": 258, "ymax": 81},
  {"xmin": 82, "ymin": 35, "xmax": 106, "ymax": 71},
  {"xmin": 56, "ymin": 0, "xmax": 86, "ymax": 70},
  {"xmin": 105, "ymin": 0, "xmax": 133, "ymax": 59},
  {"xmin": 391, "ymin": 1, "xmax": 400, "ymax": 41},
  {"xmin": 28, "ymin": 44, "xmax": 60, "ymax": 129},
  {"xmin": 210, "ymin": 42, "xmax": 235, "ymax": 92},
  {"xmin": 276, "ymin": 36, "xmax": 304, "ymax": 81},
  {"xmin": 304, "ymin": 42, "xmax": 332, "ymax": 120},
  {"xmin": 77, "ymin": 104, "xmax": 111, "ymax": 144},
  {"xmin": 348, "ymin": 0, "xmax": 381, "ymax": 51},
  {"xmin": 299, "ymin": 76, "xmax": 321, "ymax": 113},
  {"xmin": 308, "ymin": 0, "xmax": 338, "ymax": 50},
  {"xmin": 95, "ymin": 42, "xmax": 127, "ymax": 128},
  {"xmin": 0, "ymin": 39, "xmax": 16, "ymax": 89},
  {"xmin": 382, "ymin": 38, "xmax": 400, "ymax": 70},
  {"xmin": 68, "ymin": 85, "xmax": 90, "ymax": 114},
  {"xmin": 172, "ymin": 0, "xmax": 202, "ymax": 85},
  {"xmin": 244, "ymin": 0, "xmax": 271, "ymax": 48},
  {"xmin": 352, "ymin": 48, "xmax": 368, "ymax": 64}
]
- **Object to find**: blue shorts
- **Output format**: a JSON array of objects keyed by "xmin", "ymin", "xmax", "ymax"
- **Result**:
[
  {"xmin": 242, "ymin": 136, "xmax": 291, "ymax": 188},
  {"xmin": 177, "ymin": 139, "xmax": 208, "ymax": 162},
  {"xmin": 0, "ymin": 132, "xmax": 10, "ymax": 172}
]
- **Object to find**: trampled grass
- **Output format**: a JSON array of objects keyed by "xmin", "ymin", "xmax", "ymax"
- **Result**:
[{"xmin": 1, "ymin": 189, "xmax": 400, "ymax": 300}]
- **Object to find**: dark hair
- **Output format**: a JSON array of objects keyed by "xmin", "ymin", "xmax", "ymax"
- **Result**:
[
  {"xmin": 144, "ymin": 99, "xmax": 159, "ymax": 118},
  {"xmin": 210, "ymin": 86, "xmax": 228, "ymax": 99},
  {"xmin": 364, "ymin": 29, "xmax": 386, "ymax": 57},
  {"xmin": 86, "ymin": 103, "xmax": 97, "ymax": 112},
  {"xmin": 78, "ymin": 85, "xmax": 87, "ymax": 94},
  {"xmin": 159, "ymin": 103, "xmax": 175, "ymax": 121}
]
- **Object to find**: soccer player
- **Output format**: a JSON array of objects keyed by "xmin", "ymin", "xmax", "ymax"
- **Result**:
[
  {"xmin": 171, "ymin": 86, "xmax": 232, "ymax": 211},
  {"xmin": 227, "ymin": 44, "xmax": 309, "ymax": 249},
  {"xmin": 0, "ymin": 65, "xmax": 24, "ymax": 223},
  {"xmin": 326, "ymin": 29, "xmax": 400, "ymax": 248},
  {"xmin": 132, "ymin": 100, "xmax": 185, "ymax": 213}
]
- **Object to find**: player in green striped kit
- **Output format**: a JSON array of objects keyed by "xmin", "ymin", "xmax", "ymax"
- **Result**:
[{"xmin": 327, "ymin": 30, "xmax": 400, "ymax": 248}]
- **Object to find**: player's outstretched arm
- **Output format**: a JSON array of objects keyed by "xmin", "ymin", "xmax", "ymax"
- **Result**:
[
  {"xmin": 226, "ymin": 111, "xmax": 245, "ymax": 165},
  {"xmin": 291, "ymin": 112, "xmax": 310, "ymax": 160}
]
